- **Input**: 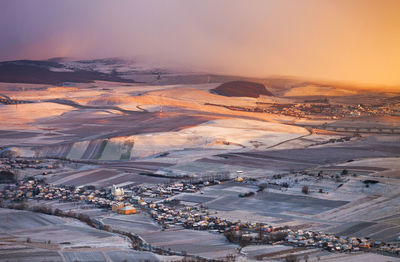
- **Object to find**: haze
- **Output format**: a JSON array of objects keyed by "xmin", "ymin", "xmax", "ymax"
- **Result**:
[{"xmin": 1, "ymin": 0, "xmax": 400, "ymax": 86}]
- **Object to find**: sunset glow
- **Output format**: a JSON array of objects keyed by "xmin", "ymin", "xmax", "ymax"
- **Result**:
[{"xmin": 1, "ymin": 0, "xmax": 400, "ymax": 86}]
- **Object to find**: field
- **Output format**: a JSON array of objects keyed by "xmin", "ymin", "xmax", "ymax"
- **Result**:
[
  {"xmin": 141, "ymin": 229, "xmax": 238, "ymax": 259},
  {"xmin": 0, "ymin": 208, "xmax": 167, "ymax": 262},
  {"xmin": 0, "ymin": 63, "xmax": 400, "ymax": 261},
  {"xmin": 102, "ymin": 213, "xmax": 161, "ymax": 234}
]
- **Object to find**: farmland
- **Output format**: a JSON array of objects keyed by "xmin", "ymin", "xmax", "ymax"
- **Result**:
[{"xmin": 0, "ymin": 60, "xmax": 399, "ymax": 261}]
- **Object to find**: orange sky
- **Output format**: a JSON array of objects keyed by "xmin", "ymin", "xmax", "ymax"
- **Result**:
[{"xmin": 1, "ymin": 0, "xmax": 399, "ymax": 87}]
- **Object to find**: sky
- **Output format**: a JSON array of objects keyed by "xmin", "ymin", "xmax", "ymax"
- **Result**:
[{"xmin": 0, "ymin": 0, "xmax": 400, "ymax": 86}]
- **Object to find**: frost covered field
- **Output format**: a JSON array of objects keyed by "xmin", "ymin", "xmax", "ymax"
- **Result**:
[
  {"xmin": 0, "ymin": 208, "xmax": 166, "ymax": 262},
  {"xmin": 1, "ymin": 59, "xmax": 400, "ymax": 261}
]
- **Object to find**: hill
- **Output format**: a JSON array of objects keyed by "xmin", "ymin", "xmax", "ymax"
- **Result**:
[
  {"xmin": 0, "ymin": 60, "xmax": 136, "ymax": 85},
  {"xmin": 212, "ymin": 81, "xmax": 273, "ymax": 98}
]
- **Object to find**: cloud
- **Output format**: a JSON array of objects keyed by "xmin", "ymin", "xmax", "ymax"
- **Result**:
[{"xmin": 0, "ymin": 0, "xmax": 400, "ymax": 86}]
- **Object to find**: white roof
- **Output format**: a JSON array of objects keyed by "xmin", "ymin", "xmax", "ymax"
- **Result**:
[{"xmin": 120, "ymin": 206, "xmax": 136, "ymax": 211}]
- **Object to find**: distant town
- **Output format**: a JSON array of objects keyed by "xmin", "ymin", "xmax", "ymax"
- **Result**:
[{"xmin": 207, "ymin": 99, "xmax": 400, "ymax": 120}]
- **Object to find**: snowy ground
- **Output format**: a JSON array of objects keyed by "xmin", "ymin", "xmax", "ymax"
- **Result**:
[{"xmin": 1, "ymin": 78, "xmax": 400, "ymax": 261}]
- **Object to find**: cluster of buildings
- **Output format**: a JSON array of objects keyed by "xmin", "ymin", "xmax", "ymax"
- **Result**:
[
  {"xmin": 225, "ymin": 222, "xmax": 400, "ymax": 256},
  {"xmin": 230, "ymin": 227, "xmax": 400, "ymax": 255},
  {"xmin": 208, "ymin": 101, "xmax": 400, "ymax": 120},
  {"xmin": 0, "ymin": 158, "xmax": 56, "ymax": 171},
  {"xmin": 257, "ymin": 103, "xmax": 399, "ymax": 120},
  {"xmin": 147, "ymin": 201, "xmax": 234, "ymax": 231},
  {"xmin": 1, "ymin": 177, "xmax": 399, "ymax": 257},
  {"xmin": 285, "ymin": 230, "xmax": 394, "ymax": 253},
  {"xmin": 0, "ymin": 180, "xmax": 106, "ymax": 203},
  {"xmin": 130, "ymin": 182, "xmax": 201, "ymax": 199}
]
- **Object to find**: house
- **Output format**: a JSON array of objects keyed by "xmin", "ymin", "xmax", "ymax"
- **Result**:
[
  {"xmin": 111, "ymin": 185, "xmax": 124, "ymax": 196},
  {"xmin": 112, "ymin": 202, "xmax": 124, "ymax": 212},
  {"xmin": 119, "ymin": 205, "xmax": 137, "ymax": 215}
]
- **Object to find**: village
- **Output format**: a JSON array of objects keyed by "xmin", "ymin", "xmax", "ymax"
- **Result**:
[
  {"xmin": 257, "ymin": 102, "xmax": 399, "ymax": 119},
  {"xmin": 206, "ymin": 100, "xmax": 400, "ymax": 120},
  {"xmin": 1, "ymin": 168, "xmax": 400, "ymax": 259},
  {"xmin": 0, "ymin": 157, "xmax": 57, "ymax": 172}
]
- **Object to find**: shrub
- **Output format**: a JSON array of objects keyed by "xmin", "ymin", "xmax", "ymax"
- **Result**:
[
  {"xmin": 54, "ymin": 208, "xmax": 63, "ymax": 216},
  {"xmin": 0, "ymin": 170, "xmax": 17, "ymax": 183},
  {"xmin": 102, "ymin": 225, "xmax": 111, "ymax": 232},
  {"xmin": 14, "ymin": 202, "xmax": 28, "ymax": 210},
  {"xmin": 285, "ymin": 254, "xmax": 299, "ymax": 262},
  {"xmin": 281, "ymin": 182, "xmax": 289, "ymax": 188}
]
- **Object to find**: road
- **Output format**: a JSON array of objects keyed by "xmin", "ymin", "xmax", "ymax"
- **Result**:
[{"xmin": 293, "ymin": 124, "xmax": 400, "ymax": 134}]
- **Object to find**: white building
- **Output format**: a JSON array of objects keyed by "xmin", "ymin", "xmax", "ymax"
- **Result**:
[{"xmin": 111, "ymin": 184, "xmax": 124, "ymax": 196}]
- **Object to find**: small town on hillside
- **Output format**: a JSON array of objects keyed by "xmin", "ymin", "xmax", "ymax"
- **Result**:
[{"xmin": 1, "ymin": 157, "xmax": 399, "ymax": 258}]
